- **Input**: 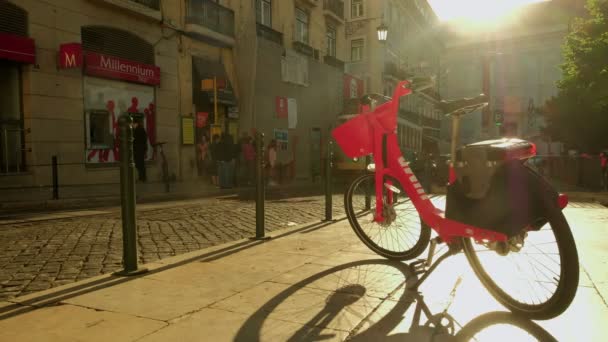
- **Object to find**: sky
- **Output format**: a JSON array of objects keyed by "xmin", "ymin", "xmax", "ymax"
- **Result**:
[{"xmin": 427, "ymin": 0, "xmax": 551, "ymax": 22}]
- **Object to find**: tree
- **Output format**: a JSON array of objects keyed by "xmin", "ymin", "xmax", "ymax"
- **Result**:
[{"xmin": 544, "ymin": 0, "xmax": 608, "ymax": 152}]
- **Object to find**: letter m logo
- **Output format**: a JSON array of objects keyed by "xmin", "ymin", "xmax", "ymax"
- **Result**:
[{"xmin": 59, "ymin": 43, "xmax": 83, "ymax": 69}]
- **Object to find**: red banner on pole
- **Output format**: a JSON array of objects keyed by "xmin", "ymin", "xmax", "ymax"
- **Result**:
[
  {"xmin": 196, "ymin": 112, "xmax": 209, "ymax": 128},
  {"xmin": 85, "ymin": 52, "xmax": 161, "ymax": 86},
  {"xmin": 276, "ymin": 96, "xmax": 288, "ymax": 118}
]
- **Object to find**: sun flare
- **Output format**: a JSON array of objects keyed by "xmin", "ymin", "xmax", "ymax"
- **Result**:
[{"xmin": 428, "ymin": 0, "xmax": 551, "ymax": 22}]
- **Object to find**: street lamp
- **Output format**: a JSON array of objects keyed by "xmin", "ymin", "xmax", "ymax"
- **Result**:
[{"xmin": 377, "ymin": 23, "xmax": 388, "ymax": 42}]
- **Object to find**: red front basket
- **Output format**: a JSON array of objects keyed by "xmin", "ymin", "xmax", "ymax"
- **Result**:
[{"xmin": 332, "ymin": 113, "xmax": 374, "ymax": 158}]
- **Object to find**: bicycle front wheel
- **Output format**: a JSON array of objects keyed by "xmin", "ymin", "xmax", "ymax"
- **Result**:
[
  {"xmin": 463, "ymin": 198, "xmax": 579, "ymax": 320},
  {"xmin": 345, "ymin": 173, "xmax": 431, "ymax": 260}
]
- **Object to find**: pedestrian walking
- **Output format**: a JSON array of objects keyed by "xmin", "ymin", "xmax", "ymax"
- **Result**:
[
  {"xmin": 209, "ymin": 134, "xmax": 221, "ymax": 187},
  {"xmin": 197, "ymin": 133, "xmax": 209, "ymax": 177},
  {"xmin": 267, "ymin": 139, "xmax": 278, "ymax": 186},
  {"xmin": 218, "ymin": 133, "xmax": 236, "ymax": 189},
  {"xmin": 242, "ymin": 136, "xmax": 256, "ymax": 185},
  {"xmin": 132, "ymin": 118, "xmax": 148, "ymax": 182}
]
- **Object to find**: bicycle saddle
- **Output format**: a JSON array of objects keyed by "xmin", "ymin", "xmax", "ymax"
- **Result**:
[{"xmin": 437, "ymin": 94, "xmax": 489, "ymax": 116}]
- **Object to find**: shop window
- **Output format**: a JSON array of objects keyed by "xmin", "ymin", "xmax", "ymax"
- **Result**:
[{"xmin": 83, "ymin": 77, "xmax": 155, "ymax": 164}]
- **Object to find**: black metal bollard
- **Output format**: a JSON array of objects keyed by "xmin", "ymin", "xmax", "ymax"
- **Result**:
[
  {"xmin": 252, "ymin": 132, "xmax": 271, "ymax": 241},
  {"xmin": 364, "ymin": 155, "xmax": 371, "ymax": 210},
  {"xmin": 52, "ymin": 155, "xmax": 59, "ymax": 200},
  {"xmin": 324, "ymin": 140, "xmax": 334, "ymax": 221},
  {"xmin": 115, "ymin": 114, "xmax": 147, "ymax": 276}
]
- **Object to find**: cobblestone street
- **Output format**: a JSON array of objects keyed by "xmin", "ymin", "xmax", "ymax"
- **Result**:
[
  {"xmin": 1, "ymin": 194, "xmax": 605, "ymax": 302},
  {"xmin": 0, "ymin": 195, "xmax": 345, "ymax": 300}
]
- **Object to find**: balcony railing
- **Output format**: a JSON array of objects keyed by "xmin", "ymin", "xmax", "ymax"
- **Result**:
[
  {"xmin": 399, "ymin": 109, "xmax": 421, "ymax": 124},
  {"xmin": 131, "ymin": 0, "xmax": 159, "ymax": 10},
  {"xmin": 384, "ymin": 62, "xmax": 409, "ymax": 80},
  {"xmin": 324, "ymin": 55, "xmax": 344, "ymax": 70},
  {"xmin": 293, "ymin": 41, "xmax": 314, "ymax": 57},
  {"xmin": 186, "ymin": 0, "xmax": 235, "ymax": 37},
  {"xmin": 422, "ymin": 116, "xmax": 441, "ymax": 129},
  {"xmin": 324, "ymin": 0, "xmax": 344, "ymax": 20},
  {"xmin": 256, "ymin": 23, "xmax": 283, "ymax": 45}
]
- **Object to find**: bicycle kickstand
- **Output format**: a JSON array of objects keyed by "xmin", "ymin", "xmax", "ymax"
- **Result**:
[{"xmin": 407, "ymin": 237, "xmax": 459, "ymax": 291}]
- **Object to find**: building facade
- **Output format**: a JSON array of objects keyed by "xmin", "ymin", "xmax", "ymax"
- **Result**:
[
  {"xmin": 240, "ymin": 0, "xmax": 348, "ymax": 181},
  {"xmin": 440, "ymin": 0, "xmax": 582, "ymax": 154},
  {"xmin": 0, "ymin": 0, "xmax": 187, "ymax": 201},
  {"xmin": 344, "ymin": 0, "xmax": 442, "ymax": 157},
  {"xmin": 0, "ymin": 0, "xmax": 350, "ymax": 201}
]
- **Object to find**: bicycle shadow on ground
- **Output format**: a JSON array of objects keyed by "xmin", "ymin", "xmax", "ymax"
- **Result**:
[{"xmin": 233, "ymin": 259, "xmax": 557, "ymax": 342}]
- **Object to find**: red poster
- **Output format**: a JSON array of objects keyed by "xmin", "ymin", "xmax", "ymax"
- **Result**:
[
  {"xmin": 196, "ymin": 112, "xmax": 209, "ymax": 128},
  {"xmin": 0, "ymin": 32, "xmax": 35, "ymax": 64},
  {"xmin": 276, "ymin": 96, "xmax": 288, "ymax": 118},
  {"xmin": 85, "ymin": 52, "xmax": 161, "ymax": 86},
  {"xmin": 343, "ymin": 74, "xmax": 364, "ymax": 100},
  {"xmin": 58, "ymin": 43, "xmax": 83, "ymax": 69}
]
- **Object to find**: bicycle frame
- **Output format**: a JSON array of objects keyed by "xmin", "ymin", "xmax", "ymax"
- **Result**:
[{"xmin": 335, "ymin": 81, "xmax": 508, "ymax": 244}]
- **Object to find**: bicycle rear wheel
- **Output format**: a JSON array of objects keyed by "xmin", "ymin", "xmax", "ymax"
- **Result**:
[
  {"xmin": 462, "ymin": 198, "xmax": 579, "ymax": 320},
  {"xmin": 345, "ymin": 173, "xmax": 431, "ymax": 260}
]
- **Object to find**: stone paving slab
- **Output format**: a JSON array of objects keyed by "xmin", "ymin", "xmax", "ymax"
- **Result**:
[{"xmin": 0, "ymin": 303, "xmax": 167, "ymax": 342}]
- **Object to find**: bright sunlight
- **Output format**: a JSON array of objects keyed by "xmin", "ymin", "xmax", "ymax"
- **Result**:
[{"xmin": 428, "ymin": 0, "xmax": 551, "ymax": 22}]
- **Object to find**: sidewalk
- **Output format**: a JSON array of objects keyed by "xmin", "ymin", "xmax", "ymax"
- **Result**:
[
  {"xmin": 1, "ymin": 210, "xmax": 607, "ymax": 341},
  {"xmin": 0, "ymin": 179, "xmax": 325, "ymax": 215}
]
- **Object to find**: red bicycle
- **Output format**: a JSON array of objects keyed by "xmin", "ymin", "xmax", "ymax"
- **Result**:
[{"xmin": 333, "ymin": 79, "xmax": 579, "ymax": 320}]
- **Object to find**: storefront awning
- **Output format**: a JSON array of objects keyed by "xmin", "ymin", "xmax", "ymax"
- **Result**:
[
  {"xmin": 192, "ymin": 57, "xmax": 237, "ymax": 105},
  {"xmin": 0, "ymin": 32, "xmax": 35, "ymax": 64}
]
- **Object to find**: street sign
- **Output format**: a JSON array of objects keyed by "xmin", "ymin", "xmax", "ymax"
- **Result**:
[{"xmin": 494, "ymin": 110, "xmax": 504, "ymax": 126}]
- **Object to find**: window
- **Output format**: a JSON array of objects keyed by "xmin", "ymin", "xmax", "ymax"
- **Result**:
[
  {"xmin": 0, "ymin": 61, "xmax": 24, "ymax": 173},
  {"xmin": 295, "ymin": 8, "xmax": 309, "ymax": 43},
  {"xmin": 87, "ymin": 110, "xmax": 112, "ymax": 148},
  {"xmin": 256, "ymin": 0, "xmax": 272, "ymax": 26},
  {"xmin": 351, "ymin": 39, "xmax": 364, "ymax": 61},
  {"xmin": 326, "ymin": 26, "xmax": 336, "ymax": 57},
  {"xmin": 351, "ymin": 0, "xmax": 364, "ymax": 18}
]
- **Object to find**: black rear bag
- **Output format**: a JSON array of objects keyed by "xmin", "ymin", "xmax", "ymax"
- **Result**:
[{"xmin": 445, "ymin": 141, "xmax": 558, "ymax": 238}]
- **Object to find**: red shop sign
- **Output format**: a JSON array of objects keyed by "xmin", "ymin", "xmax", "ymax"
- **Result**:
[
  {"xmin": 196, "ymin": 112, "xmax": 209, "ymax": 128},
  {"xmin": 276, "ymin": 96, "xmax": 288, "ymax": 118},
  {"xmin": 58, "ymin": 43, "xmax": 83, "ymax": 69},
  {"xmin": 85, "ymin": 52, "xmax": 160, "ymax": 86},
  {"xmin": 0, "ymin": 32, "xmax": 35, "ymax": 64}
]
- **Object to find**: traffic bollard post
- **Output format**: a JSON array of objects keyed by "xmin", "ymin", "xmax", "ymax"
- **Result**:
[
  {"xmin": 52, "ymin": 155, "xmax": 59, "ymax": 200},
  {"xmin": 115, "ymin": 114, "xmax": 147, "ymax": 276},
  {"xmin": 251, "ymin": 131, "xmax": 271, "ymax": 241},
  {"xmin": 324, "ymin": 140, "xmax": 334, "ymax": 221}
]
